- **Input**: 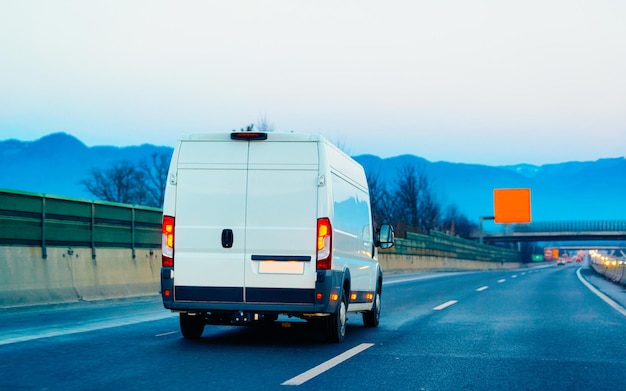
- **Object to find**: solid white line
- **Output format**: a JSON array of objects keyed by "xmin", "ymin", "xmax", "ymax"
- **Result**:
[
  {"xmin": 576, "ymin": 268, "xmax": 626, "ymax": 318},
  {"xmin": 0, "ymin": 312, "xmax": 177, "ymax": 346},
  {"xmin": 155, "ymin": 331, "xmax": 178, "ymax": 337},
  {"xmin": 384, "ymin": 272, "xmax": 475, "ymax": 286},
  {"xmin": 433, "ymin": 300, "xmax": 458, "ymax": 311},
  {"xmin": 281, "ymin": 343, "xmax": 375, "ymax": 386},
  {"xmin": 497, "ymin": 279, "xmax": 506, "ymax": 283},
  {"xmin": 476, "ymin": 286, "xmax": 489, "ymax": 292}
]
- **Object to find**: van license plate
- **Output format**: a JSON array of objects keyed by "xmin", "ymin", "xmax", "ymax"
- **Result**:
[{"xmin": 258, "ymin": 261, "xmax": 304, "ymax": 274}]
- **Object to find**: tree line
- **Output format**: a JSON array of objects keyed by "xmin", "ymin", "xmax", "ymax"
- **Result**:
[
  {"xmin": 80, "ymin": 152, "xmax": 171, "ymax": 208},
  {"xmin": 367, "ymin": 163, "xmax": 477, "ymax": 239},
  {"xmin": 81, "ymin": 153, "xmax": 477, "ymax": 238}
]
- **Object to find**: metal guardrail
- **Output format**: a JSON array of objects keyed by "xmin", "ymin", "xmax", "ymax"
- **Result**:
[
  {"xmin": 0, "ymin": 188, "xmax": 162, "ymax": 259},
  {"xmin": 509, "ymin": 221, "xmax": 626, "ymax": 233},
  {"xmin": 384, "ymin": 230, "xmax": 522, "ymax": 263},
  {"xmin": 1, "ymin": 188, "xmax": 520, "ymax": 264}
]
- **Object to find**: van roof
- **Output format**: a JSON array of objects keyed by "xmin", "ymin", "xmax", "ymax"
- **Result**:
[{"xmin": 180, "ymin": 131, "xmax": 327, "ymax": 143}]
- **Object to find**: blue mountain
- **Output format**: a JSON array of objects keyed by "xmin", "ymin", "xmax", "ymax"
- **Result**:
[
  {"xmin": 0, "ymin": 132, "xmax": 172, "ymax": 200},
  {"xmin": 1, "ymin": 132, "xmax": 624, "ymax": 222}
]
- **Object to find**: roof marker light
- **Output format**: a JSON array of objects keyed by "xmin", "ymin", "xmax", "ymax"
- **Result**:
[{"xmin": 230, "ymin": 132, "xmax": 268, "ymax": 141}]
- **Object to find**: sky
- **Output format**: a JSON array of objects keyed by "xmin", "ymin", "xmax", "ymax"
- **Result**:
[{"xmin": 1, "ymin": 0, "xmax": 625, "ymax": 166}]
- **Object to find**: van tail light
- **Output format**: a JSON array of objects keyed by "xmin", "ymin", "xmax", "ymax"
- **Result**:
[
  {"xmin": 230, "ymin": 132, "xmax": 268, "ymax": 141},
  {"xmin": 316, "ymin": 217, "xmax": 332, "ymax": 270},
  {"xmin": 162, "ymin": 215, "xmax": 175, "ymax": 267}
]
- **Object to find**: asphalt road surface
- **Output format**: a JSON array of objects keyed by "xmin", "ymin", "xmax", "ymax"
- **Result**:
[{"xmin": 1, "ymin": 263, "xmax": 625, "ymax": 390}]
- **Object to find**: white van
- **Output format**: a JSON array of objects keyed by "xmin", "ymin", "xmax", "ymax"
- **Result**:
[{"xmin": 160, "ymin": 131, "xmax": 394, "ymax": 342}]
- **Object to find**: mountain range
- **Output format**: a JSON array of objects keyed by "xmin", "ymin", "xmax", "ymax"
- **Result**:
[{"xmin": 1, "ymin": 132, "xmax": 625, "ymax": 223}]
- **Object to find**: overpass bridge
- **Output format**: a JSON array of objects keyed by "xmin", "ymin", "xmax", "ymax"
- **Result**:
[{"xmin": 475, "ymin": 221, "xmax": 626, "ymax": 243}]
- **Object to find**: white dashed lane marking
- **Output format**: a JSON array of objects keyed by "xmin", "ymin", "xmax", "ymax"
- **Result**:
[
  {"xmin": 433, "ymin": 300, "xmax": 458, "ymax": 311},
  {"xmin": 281, "ymin": 343, "xmax": 375, "ymax": 386}
]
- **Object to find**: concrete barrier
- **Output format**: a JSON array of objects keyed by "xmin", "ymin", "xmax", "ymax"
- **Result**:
[
  {"xmin": 1, "ymin": 245, "xmax": 533, "ymax": 308},
  {"xmin": 0, "ymin": 246, "xmax": 161, "ymax": 308},
  {"xmin": 589, "ymin": 259, "xmax": 626, "ymax": 287},
  {"xmin": 379, "ymin": 253, "xmax": 528, "ymax": 273}
]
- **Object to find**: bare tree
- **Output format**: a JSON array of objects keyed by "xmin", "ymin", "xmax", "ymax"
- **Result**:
[
  {"xmin": 81, "ymin": 152, "xmax": 172, "ymax": 207},
  {"xmin": 81, "ymin": 161, "xmax": 147, "ymax": 205},
  {"xmin": 440, "ymin": 204, "xmax": 478, "ymax": 239},
  {"xmin": 391, "ymin": 162, "xmax": 441, "ymax": 236},
  {"xmin": 366, "ymin": 169, "xmax": 392, "ymax": 226},
  {"xmin": 393, "ymin": 163, "xmax": 421, "ymax": 236},
  {"xmin": 441, "ymin": 204, "xmax": 461, "ymax": 235},
  {"xmin": 418, "ymin": 172, "xmax": 441, "ymax": 232},
  {"xmin": 139, "ymin": 151, "xmax": 171, "ymax": 207},
  {"xmin": 255, "ymin": 114, "xmax": 275, "ymax": 132},
  {"xmin": 331, "ymin": 137, "xmax": 351, "ymax": 155},
  {"xmin": 232, "ymin": 124, "xmax": 255, "ymax": 132}
]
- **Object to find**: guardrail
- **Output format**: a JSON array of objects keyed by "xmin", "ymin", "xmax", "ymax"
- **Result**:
[
  {"xmin": 0, "ymin": 188, "xmax": 525, "ymax": 306},
  {"xmin": 1, "ymin": 188, "xmax": 521, "ymax": 264},
  {"xmin": 509, "ymin": 221, "xmax": 626, "ymax": 233},
  {"xmin": 384, "ymin": 230, "xmax": 522, "ymax": 263},
  {"xmin": 0, "ymin": 188, "xmax": 161, "ymax": 259}
]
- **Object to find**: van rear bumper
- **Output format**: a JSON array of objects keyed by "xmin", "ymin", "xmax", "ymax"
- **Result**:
[
  {"xmin": 163, "ymin": 301, "xmax": 334, "ymax": 314},
  {"xmin": 161, "ymin": 269, "xmax": 344, "ymax": 315}
]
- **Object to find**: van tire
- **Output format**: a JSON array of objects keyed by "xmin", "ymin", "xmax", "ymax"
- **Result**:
[
  {"xmin": 180, "ymin": 313, "xmax": 205, "ymax": 339},
  {"xmin": 326, "ymin": 291, "xmax": 347, "ymax": 343},
  {"xmin": 363, "ymin": 292, "xmax": 381, "ymax": 327}
]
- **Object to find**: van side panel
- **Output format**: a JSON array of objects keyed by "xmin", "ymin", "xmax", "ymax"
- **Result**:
[{"xmin": 324, "ymin": 142, "xmax": 377, "ymax": 311}]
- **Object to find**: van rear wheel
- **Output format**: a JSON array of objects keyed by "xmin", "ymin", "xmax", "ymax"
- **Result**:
[
  {"xmin": 363, "ymin": 292, "xmax": 381, "ymax": 327},
  {"xmin": 180, "ymin": 313, "xmax": 205, "ymax": 339},
  {"xmin": 326, "ymin": 292, "xmax": 347, "ymax": 343}
]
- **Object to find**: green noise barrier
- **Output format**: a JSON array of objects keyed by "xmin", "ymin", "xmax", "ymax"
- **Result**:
[{"xmin": 0, "ymin": 188, "xmax": 162, "ymax": 259}]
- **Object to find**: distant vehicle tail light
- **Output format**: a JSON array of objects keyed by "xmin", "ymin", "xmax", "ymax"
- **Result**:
[
  {"xmin": 162, "ymin": 215, "xmax": 175, "ymax": 267},
  {"xmin": 316, "ymin": 218, "xmax": 332, "ymax": 270}
]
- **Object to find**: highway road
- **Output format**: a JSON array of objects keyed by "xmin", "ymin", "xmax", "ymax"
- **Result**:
[{"xmin": 1, "ymin": 264, "xmax": 625, "ymax": 390}]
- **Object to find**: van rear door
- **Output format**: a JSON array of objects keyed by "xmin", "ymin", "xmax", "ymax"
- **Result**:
[
  {"xmin": 173, "ymin": 140, "xmax": 248, "ymax": 302},
  {"xmin": 173, "ymin": 136, "xmax": 320, "ymax": 304},
  {"xmin": 243, "ymin": 140, "xmax": 319, "ymax": 303}
]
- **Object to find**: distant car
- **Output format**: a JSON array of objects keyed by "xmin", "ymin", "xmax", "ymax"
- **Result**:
[{"xmin": 557, "ymin": 259, "xmax": 566, "ymax": 266}]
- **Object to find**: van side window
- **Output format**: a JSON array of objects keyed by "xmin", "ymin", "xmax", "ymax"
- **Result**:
[{"xmin": 331, "ymin": 173, "xmax": 372, "ymax": 245}]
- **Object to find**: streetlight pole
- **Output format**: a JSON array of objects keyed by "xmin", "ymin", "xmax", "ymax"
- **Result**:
[{"xmin": 479, "ymin": 216, "xmax": 495, "ymax": 244}]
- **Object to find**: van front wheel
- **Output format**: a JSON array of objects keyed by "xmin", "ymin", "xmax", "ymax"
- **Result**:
[
  {"xmin": 180, "ymin": 313, "xmax": 205, "ymax": 339},
  {"xmin": 326, "ymin": 292, "xmax": 347, "ymax": 343}
]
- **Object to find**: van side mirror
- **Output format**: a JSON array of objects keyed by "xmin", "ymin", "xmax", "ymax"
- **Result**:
[{"xmin": 375, "ymin": 224, "xmax": 395, "ymax": 249}]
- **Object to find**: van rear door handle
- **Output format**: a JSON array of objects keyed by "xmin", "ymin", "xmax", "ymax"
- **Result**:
[{"xmin": 222, "ymin": 229, "xmax": 234, "ymax": 248}]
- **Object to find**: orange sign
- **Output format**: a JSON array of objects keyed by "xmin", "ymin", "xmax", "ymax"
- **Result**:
[
  {"xmin": 493, "ymin": 188, "xmax": 531, "ymax": 224},
  {"xmin": 544, "ymin": 248, "xmax": 554, "ymax": 260}
]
